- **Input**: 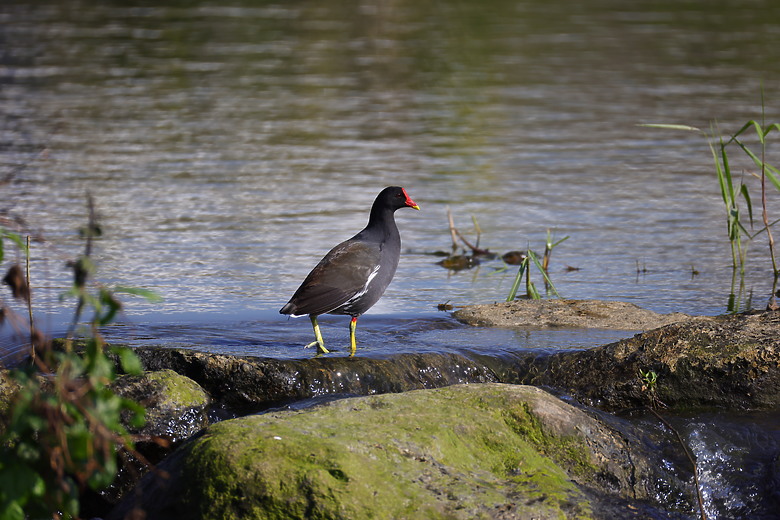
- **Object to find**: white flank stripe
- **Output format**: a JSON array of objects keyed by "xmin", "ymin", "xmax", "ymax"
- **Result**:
[{"xmin": 344, "ymin": 264, "xmax": 380, "ymax": 306}]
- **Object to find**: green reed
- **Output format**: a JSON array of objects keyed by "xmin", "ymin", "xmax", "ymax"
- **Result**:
[
  {"xmin": 506, "ymin": 244, "xmax": 562, "ymax": 301},
  {"xmin": 643, "ymin": 117, "xmax": 780, "ymax": 277}
]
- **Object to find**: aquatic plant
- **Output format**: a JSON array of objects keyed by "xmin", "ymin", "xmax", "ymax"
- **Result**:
[
  {"xmin": 644, "ymin": 105, "xmax": 780, "ymax": 309},
  {"xmin": 506, "ymin": 248, "xmax": 560, "ymax": 301},
  {"xmin": 0, "ymin": 196, "xmax": 157, "ymax": 520},
  {"xmin": 439, "ymin": 209, "xmax": 567, "ymax": 300},
  {"xmin": 506, "ymin": 231, "xmax": 567, "ymax": 301},
  {"xmin": 642, "ymin": 119, "xmax": 780, "ymax": 268}
]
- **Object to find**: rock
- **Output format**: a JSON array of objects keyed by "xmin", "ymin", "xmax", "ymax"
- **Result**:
[
  {"xmin": 112, "ymin": 369, "xmax": 211, "ymax": 443},
  {"xmin": 123, "ymin": 307, "xmax": 780, "ymax": 413},
  {"xmin": 90, "ymin": 370, "xmax": 213, "ymax": 510},
  {"xmin": 515, "ymin": 310, "xmax": 780, "ymax": 410},
  {"xmin": 453, "ymin": 299, "xmax": 689, "ymax": 330},
  {"xmin": 109, "ymin": 384, "xmax": 694, "ymax": 520},
  {"xmin": 131, "ymin": 348, "xmax": 498, "ymax": 412}
]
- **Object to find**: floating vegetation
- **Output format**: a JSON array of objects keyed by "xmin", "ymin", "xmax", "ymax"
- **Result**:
[{"xmin": 432, "ymin": 208, "xmax": 570, "ymax": 301}]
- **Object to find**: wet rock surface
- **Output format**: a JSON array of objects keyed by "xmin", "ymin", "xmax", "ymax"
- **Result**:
[
  {"xmin": 453, "ymin": 299, "xmax": 690, "ymax": 330},
  {"xmin": 109, "ymin": 384, "xmax": 694, "ymax": 520},
  {"xmin": 112, "ymin": 368, "xmax": 211, "ymax": 442},
  {"xmin": 6, "ymin": 301, "xmax": 778, "ymax": 519},
  {"xmin": 131, "ymin": 348, "xmax": 498, "ymax": 412},
  {"xmin": 129, "ymin": 307, "xmax": 780, "ymax": 413},
  {"xmin": 87, "ymin": 369, "xmax": 214, "ymax": 512},
  {"xmin": 514, "ymin": 310, "xmax": 780, "ymax": 410}
]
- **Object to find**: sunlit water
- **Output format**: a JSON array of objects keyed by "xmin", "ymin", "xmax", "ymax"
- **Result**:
[
  {"xmin": 656, "ymin": 410, "xmax": 780, "ymax": 519},
  {"xmin": 3, "ymin": 1, "xmax": 780, "ymax": 516}
]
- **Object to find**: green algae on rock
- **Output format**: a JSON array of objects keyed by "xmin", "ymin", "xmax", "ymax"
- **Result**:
[
  {"xmin": 109, "ymin": 384, "xmax": 693, "ymax": 520},
  {"xmin": 112, "ymin": 369, "xmax": 211, "ymax": 442}
]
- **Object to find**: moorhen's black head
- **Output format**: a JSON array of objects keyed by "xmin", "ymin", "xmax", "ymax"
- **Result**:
[{"xmin": 372, "ymin": 186, "xmax": 420, "ymax": 213}]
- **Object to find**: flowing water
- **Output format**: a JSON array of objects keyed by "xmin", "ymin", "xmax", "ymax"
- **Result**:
[{"xmin": 3, "ymin": 1, "xmax": 780, "ymax": 517}]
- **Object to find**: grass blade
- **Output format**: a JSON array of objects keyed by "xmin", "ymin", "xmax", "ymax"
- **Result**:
[
  {"xmin": 638, "ymin": 123, "xmax": 701, "ymax": 132},
  {"xmin": 528, "ymin": 249, "xmax": 560, "ymax": 297},
  {"xmin": 507, "ymin": 259, "xmax": 527, "ymax": 302}
]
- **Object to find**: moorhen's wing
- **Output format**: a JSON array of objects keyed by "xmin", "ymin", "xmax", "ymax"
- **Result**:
[{"xmin": 283, "ymin": 239, "xmax": 380, "ymax": 316}]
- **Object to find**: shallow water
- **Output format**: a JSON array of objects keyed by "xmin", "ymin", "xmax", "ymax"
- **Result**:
[
  {"xmin": 3, "ymin": 2, "xmax": 780, "ymax": 517},
  {"xmin": 3, "ymin": 0, "xmax": 780, "ymax": 347},
  {"xmin": 642, "ymin": 410, "xmax": 780, "ymax": 519}
]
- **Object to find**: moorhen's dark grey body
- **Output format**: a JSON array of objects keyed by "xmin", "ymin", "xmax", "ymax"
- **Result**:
[{"xmin": 280, "ymin": 186, "xmax": 419, "ymax": 354}]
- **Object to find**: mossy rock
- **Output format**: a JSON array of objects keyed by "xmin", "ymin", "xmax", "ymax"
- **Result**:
[
  {"xmin": 110, "ymin": 384, "xmax": 692, "ymax": 519},
  {"xmin": 112, "ymin": 369, "xmax": 211, "ymax": 441},
  {"xmin": 130, "ymin": 347, "xmax": 498, "ymax": 411}
]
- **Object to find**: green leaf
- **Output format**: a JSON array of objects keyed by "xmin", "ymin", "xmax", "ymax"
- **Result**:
[
  {"xmin": 0, "ymin": 461, "xmax": 45, "ymax": 504},
  {"xmin": 728, "ymin": 119, "xmax": 764, "ymax": 144},
  {"xmin": 528, "ymin": 249, "xmax": 560, "ymax": 297},
  {"xmin": 113, "ymin": 347, "xmax": 143, "ymax": 376},
  {"xmin": 507, "ymin": 258, "xmax": 528, "ymax": 302},
  {"xmin": 113, "ymin": 286, "xmax": 164, "ymax": 303},
  {"xmin": 123, "ymin": 399, "xmax": 147, "ymax": 429},
  {"xmin": 97, "ymin": 288, "xmax": 122, "ymax": 325},
  {"xmin": 740, "ymin": 183, "xmax": 753, "ymax": 227},
  {"xmin": 0, "ymin": 501, "xmax": 26, "ymax": 520},
  {"xmin": 0, "ymin": 230, "xmax": 28, "ymax": 256},
  {"xmin": 764, "ymin": 164, "xmax": 780, "ymax": 192},
  {"xmin": 638, "ymin": 123, "xmax": 702, "ymax": 132}
]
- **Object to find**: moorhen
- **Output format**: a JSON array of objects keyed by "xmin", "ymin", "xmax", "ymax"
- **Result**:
[{"xmin": 280, "ymin": 186, "xmax": 420, "ymax": 354}]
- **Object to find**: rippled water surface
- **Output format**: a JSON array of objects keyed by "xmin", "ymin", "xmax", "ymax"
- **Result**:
[
  {"xmin": 2, "ymin": 0, "xmax": 780, "ymax": 352},
  {"xmin": 3, "ymin": 1, "xmax": 780, "ymax": 516},
  {"xmin": 3, "ymin": 0, "xmax": 780, "ymax": 354}
]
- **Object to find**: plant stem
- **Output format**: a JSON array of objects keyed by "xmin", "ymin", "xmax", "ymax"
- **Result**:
[
  {"xmin": 645, "ymin": 407, "xmax": 708, "ymax": 520},
  {"xmin": 26, "ymin": 235, "xmax": 35, "ymax": 362}
]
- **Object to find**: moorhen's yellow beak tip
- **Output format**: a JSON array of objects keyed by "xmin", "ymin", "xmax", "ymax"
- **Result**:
[{"xmin": 411, "ymin": 204, "xmax": 420, "ymax": 210}]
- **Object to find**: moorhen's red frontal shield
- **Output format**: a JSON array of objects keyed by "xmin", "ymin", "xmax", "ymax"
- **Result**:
[{"xmin": 280, "ymin": 186, "xmax": 419, "ymax": 354}]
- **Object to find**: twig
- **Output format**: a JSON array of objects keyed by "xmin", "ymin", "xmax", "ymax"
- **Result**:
[
  {"xmin": 645, "ymin": 406, "xmax": 707, "ymax": 520},
  {"xmin": 446, "ymin": 207, "xmax": 459, "ymax": 252},
  {"xmin": 66, "ymin": 194, "xmax": 99, "ymax": 341},
  {"xmin": 26, "ymin": 235, "xmax": 35, "ymax": 362},
  {"xmin": 446, "ymin": 208, "xmax": 491, "ymax": 255}
]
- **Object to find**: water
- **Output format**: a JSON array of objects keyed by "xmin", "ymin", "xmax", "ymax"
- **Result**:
[
  {"xmin": 3, "ymin": 0, "xmax": 780, "ymax": 339},
  {"xmin": 663, "ymin": 410, "xmax": 780, "ymax": 519},
  {"xmin": 3, "ymin": 1, "xmax": 780, "ymax": 516}
]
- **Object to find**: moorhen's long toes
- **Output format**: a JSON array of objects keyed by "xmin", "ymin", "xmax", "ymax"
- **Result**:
[{"xmin": 280, "ymin": 186, "xmax": 420, "ymax": 355}]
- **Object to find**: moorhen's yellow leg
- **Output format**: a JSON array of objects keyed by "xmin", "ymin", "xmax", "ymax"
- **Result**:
[
  {"xmin": 349, "ymin": 316, "xmax": 358, "ymax": 356},
  {"xmin": 305, "ymin": 315, "xmax": 329, "ymax": 354}
]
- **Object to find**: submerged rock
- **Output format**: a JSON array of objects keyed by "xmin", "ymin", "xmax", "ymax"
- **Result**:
[
  {"xmin": 109, "ymin": 384, "xmax": 694, "ymax": 520},
  {"xmin": 453, "ymin": 299, "xmax": 689, "ymax": 330}
]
